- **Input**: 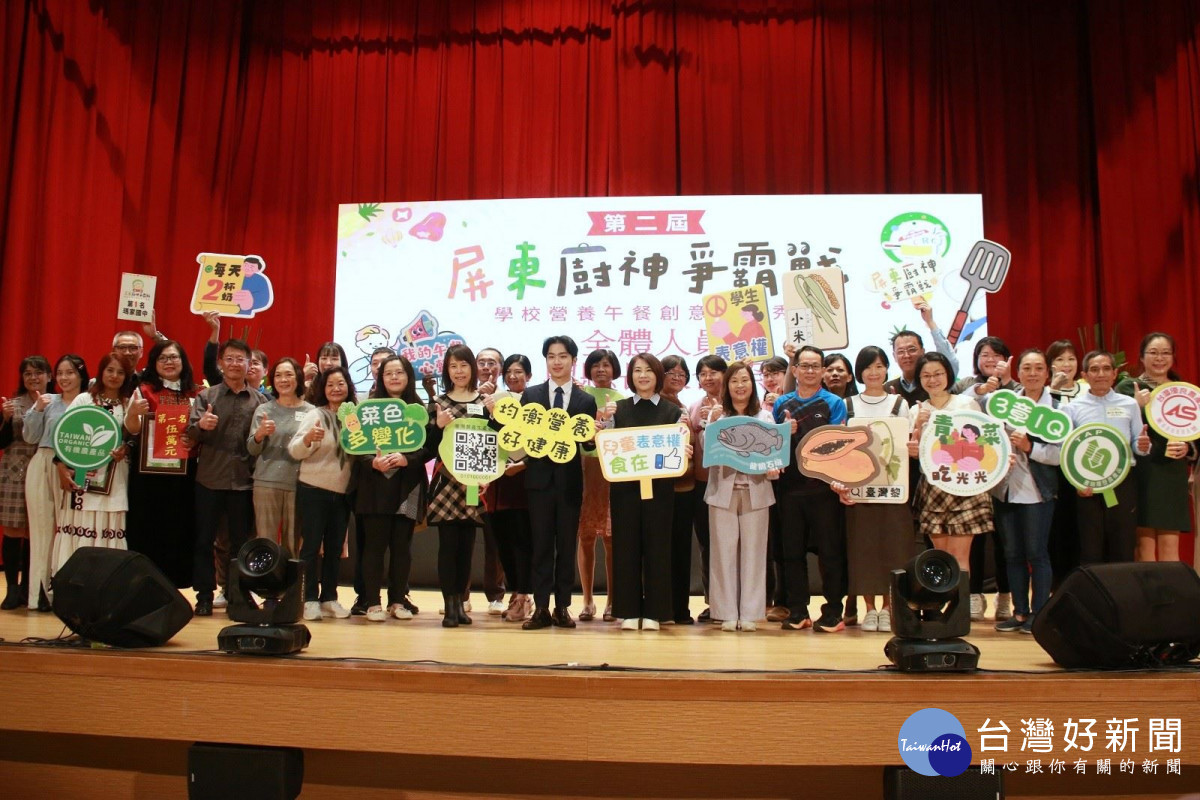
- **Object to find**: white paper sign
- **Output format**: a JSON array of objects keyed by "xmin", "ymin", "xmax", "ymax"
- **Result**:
[{"xmin": 117, "ymin": 273, "xmax": 156, "ymax": 322}]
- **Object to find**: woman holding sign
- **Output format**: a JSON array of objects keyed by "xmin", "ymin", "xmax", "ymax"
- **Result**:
[
  {"xmin": 1116, "ymin": 333, "xmax": 1195, "ymax": 563},
  {"xmin": 289, "ymin": 367, "xmax": 357, "ymax": 621},
  {"xmin": 20, "ymin": 356, "xmax": 84, "ymax": 611},
  {"xmin": 703, "ymin": 361, "xmax": 777, "ymax": 632},
  {"xmin": 487, "ymin": 354, "xmax": 535, "ymax": 623},
  {"xmin": 124, "ymin": 340, "xmax": 201, "ymax": 588},
  {"xmin": 907, "ymin": 353, "xmax": 992, "ymax": 576},
  {"xmin": 602, "ymin": 353, "xmax": 688, "ymax": 631},
  {"xmin": 425, "ymin": 345, "xmax": 486, "ymax": 629},
  {"xmin": 246, "ymin": 358, "xmax": 313, "ymax": 554},
  {"xmin": 841, "ymin": 346, "xmax": 914, "ymax": 633},
  {"xmin": 354, "ymin": 355, "xmax": 434, "ymax": 622},
  {"xmin": 51, "ymin": 353, "xmax": 136, "ymax": 576},
  {"xmin": 0, "ymin": 356, "xmax": 51, "ymax": 609}
]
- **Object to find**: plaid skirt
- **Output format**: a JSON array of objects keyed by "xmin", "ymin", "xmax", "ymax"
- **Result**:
[
  {"xmin": 0, "ymin": 440, "xmax": 37, "ymax": 528},
  {"xmin": 426, "ymin": 465, "xmax": 484, "ymax": 526},
  {"xmin": 914, "ymin": 479, "xmax": 992, "ymax": 538}
]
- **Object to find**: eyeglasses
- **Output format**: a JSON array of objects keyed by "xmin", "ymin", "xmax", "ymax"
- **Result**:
[
  {"xmin": 795, "ymin": 364, "xmax": 823, "ymax": 372},
  {"xmin": 223, "ymin": 356, "xmax": 248, "ymax": 365},
  {"xmin": 894, "ymin": 347, "xmax": 921, "ymax": 357},
  {"xmin": 22, "ymin": 371, "xmax": 46, "ymax": 379},
  {"xmin": 157, "ymin": 354, "xmax": 182, "ymax": 363},
  {"xmin": 114, "ymin": 344, "xmax": 140, "ymax": 353},
  {"xmin": 665, "ymin": 370, "xmax": 686, "ymax": 379},
  {"xmin": 476, "ymin": 359, "xmax": 500, "ymax": 367}
]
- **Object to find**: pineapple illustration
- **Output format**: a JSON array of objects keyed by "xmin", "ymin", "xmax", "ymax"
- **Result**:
[{"xmin": 337, "ymin": 203, "xmax": 383, "ymax": 239}]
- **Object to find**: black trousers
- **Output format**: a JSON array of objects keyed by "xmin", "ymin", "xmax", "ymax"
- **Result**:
[
  {"xmin": 297, "ymin": 483, "xmax": 350, "ymax": 603},
  {"xmin": 193, "ymin": 485, "xmax": 254, "ymax": 601},
  {"xmin": 526, "ymin": 486, "xmax": 581, "ymax": 609},
  {"xmin": 437, "ymin": 521, "xmax": 477, "ymax": 595},
  {"xmin": 491, "ymin": 508, "xmax": 533, "ymax": 594},
  {"xmin": 610, "ymin": 481, "xmax": 674, "ymax": 622},
  {"xmin": 776, "ymin": 489, "xmax": 846, "ymax": 620},
  {"xmin": 670, "ymin": 488, "xmax": 695, "ymax": 620},
  {"xmin": 465, "ymin": 517, "xmax": 506, "ymax": 602},
  {"xmin": 766, "ymin": 502, "xmax": 786, "ymax": 606},
  {"xmin": 969, "ymin": 526, "xmax": 1010, "ymax": 593},
  {"xmin": 1076, "ymin": 480, "xmax": 1137, "ymax": 565},
  {"xmin": 360, "ymin": 514, "xmax": 415, "ymax": 608}
]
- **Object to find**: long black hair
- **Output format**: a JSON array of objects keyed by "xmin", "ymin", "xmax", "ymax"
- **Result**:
[{"xmin": 141, "ymin": 340, "xmax": 197, "ymax": 394}]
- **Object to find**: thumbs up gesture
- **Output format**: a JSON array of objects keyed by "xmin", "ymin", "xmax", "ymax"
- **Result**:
[
  {"xmin": 995, "ymin": 356, "xmax": 1013, "ymax": 385},
  {"xmin": 907, "ymin": 427, "xmax": 920, "ymax": 459},
  {"xmin": 662, "ymin": 448, "xmax": 682, "ymax": 471},
  {"xmin": 303, "ymin": 354, "xmax": 319, "ymax": 383},
  {"xmin": 1136, "ymin": 424, "xmax": 1151, "ymax": 454},
  {"xmin": 783, "ymin": 409, "xmax": 797, "ymax": 435},
  {"xmin": 436, "ymin": 405, "xmax": 453, "ymax": 429},
  {"xmin": 254, "ymin": 416, "xmax": 276, "ymax": 442},
  {"xmin": 305, "ymin": 419, "xmax": 325, "ymax": 446},
  {"xmin": 128, "ymin": 391, "xmax": 150, "ymax": 420},
  {"xmin": 33, "ymin": 391, "xmax": 51, "ymax": 412},
  {"xmin": 1135, "ymin": 386, "xmax": 1151, "ymax": 408},
  {"xmin": 198, "ymin": 403, "xmax": 219, "ymax": 431}
]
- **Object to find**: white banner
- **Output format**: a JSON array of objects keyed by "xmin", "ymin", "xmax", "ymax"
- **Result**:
[{"xmin": 334, "ymin": 195, "xmax": 986, "ymax": 404}]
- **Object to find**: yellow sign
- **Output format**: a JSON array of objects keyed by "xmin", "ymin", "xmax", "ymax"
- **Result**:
[
  {"xmin": 702, "ymin": 284, "xmax": 774, "ymax": 363},
  {"xmin": 492, "ymin": 397, "xmax": 595, "ymax": 463}
]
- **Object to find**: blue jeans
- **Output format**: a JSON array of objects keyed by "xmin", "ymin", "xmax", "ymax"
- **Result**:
[{"xmin": 995, "ymin": 499, "xmax": 1054, "ymax": 617}]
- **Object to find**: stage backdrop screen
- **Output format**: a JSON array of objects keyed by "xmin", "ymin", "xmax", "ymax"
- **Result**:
[{"xmin": 334, "ymin": 195, "xmax": 986, "ymax": 404}]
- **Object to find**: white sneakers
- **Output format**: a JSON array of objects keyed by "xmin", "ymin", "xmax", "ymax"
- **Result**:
[
  {"xmin": 641, "ymin": 619, "xmax": 660, "ymax": 631},
  {"xmin": 488, "ymin": 600, "xmax": 506, "ymax": 615},
  {"xmin": 741, "ymin": 621, "xmax": 757, "ymax": 632},
  {"xmin": 877, "ymin": 609, "xmax": 891, "ymax": 632},
  {"xmin": 994, "ymin": 593, "xmax": 1013, "ymax": 622},
  {"xmin": 970, "ymin": 593, "xmax": 986, "ymax": 621},
  {"xmin": 212, "ymin": 592, "xmax": 228, "ymax": 609},
  {"xmin": 303, "ymin": 601, "xmax": 321, "ymax": 621},
  {"xmin": 320, "ymin": 600, "xmax": 350, "ymax": 619},
  {"xmin": 388, "ymin": 603, "xmax": 413, "ymax": 620},
  {"xmin": 721, "ymin": 620, "xmax": 738, "ymax": 632},
  {"xmin": 861, "ymin": 609, "xmax": 880, "ymax": 632},
  {"xmin": 620, "ymin": 618, "xmax": 639, "ymax": 631},
  {"xmin": 365, "ymin": 605, "xmax": 388, "ymax": 622}
]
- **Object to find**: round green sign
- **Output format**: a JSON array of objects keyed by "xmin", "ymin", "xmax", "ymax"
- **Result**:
[
  {"xmin": 879, "ymin": 211, "xmax": 951, "ymax": 264},
  {"xmin": 1060, "ymin": 423, "xmax": 1131, "ymax": 493},
  {"xmin": 52, "ymin": 405, "xmax": 123, "ymax": 485}
]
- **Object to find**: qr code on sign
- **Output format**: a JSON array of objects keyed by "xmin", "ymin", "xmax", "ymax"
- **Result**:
[{"xmin": 453, "ymin": 430, "xmax": 498, "ymax": 474}]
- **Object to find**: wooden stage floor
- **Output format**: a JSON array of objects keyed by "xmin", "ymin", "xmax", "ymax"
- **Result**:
[{"xmin": 2, "ymin": 589, "xmax": 1199, "ymax": 799}]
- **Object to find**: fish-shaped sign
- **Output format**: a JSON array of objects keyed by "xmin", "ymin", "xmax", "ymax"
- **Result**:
[{"xmin": 702, "ymin": 416, "xmax": 790, "ymax": 474}]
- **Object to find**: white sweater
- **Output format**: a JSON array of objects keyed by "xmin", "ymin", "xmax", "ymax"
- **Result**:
[{"xmin": 287, "ymin": 407, "xmax": 353, "ymax": 494}]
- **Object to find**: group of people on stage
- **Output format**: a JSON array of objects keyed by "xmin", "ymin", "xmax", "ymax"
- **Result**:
[{"xmin": 0, "ymin": 305, "xmax": 1195, "ymax": 637}]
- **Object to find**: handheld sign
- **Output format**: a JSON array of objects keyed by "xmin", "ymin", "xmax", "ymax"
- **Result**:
[
  {"xmin": 582, "ymin": 388, "xmax": 624, "ymax": 457},
  {"xmin": 702, "ymin": 416, "xmax": 789, "ymax": 474},
  {"xmin": 986, "ymin": 389, "xmax": 1073, "ymax": 443},
  {"xmin": 491, "ymin": 397, "xmax": 595, "ymax": 463},
  {"xmin": 338, "ymin": 399, "xmax": 429, "ymax": 455},
  {"xmin": 117, "ymin": 272, "xmax": 157, "ymax": 322},
  {"xmin": 782, "ymin": 268, "xmax": 848, "ymax": 350},
  {"xmin": 52, "ymin": 405, "xmax": 123, "ymax": 487},
  {"xmin": 845, "ymin": 416, "xmax": 910, "ymax": 503},
  {"xmin": 1060, "ymin": 423, "xmax": 1132, "ymax": 508},
  {"xmin": 438, "ymin": 418, "xmax": 506, "ymax": 506},
  {"xmin": 702, "ymin": 284, "xmax": 773, "ymax": 363},
  {"xmin": 918, "ymin": 410, "xmax": 1012, "ymax": 497},
  {"xmin": 1146, "ymin": 382, "xmax": 1200, "ymax": 442},
  {"xmin": 797, "ymin": 425, "xmax": 881, "ymax": 489},
  {"xmin": 191, "ymin": 252, "xmax": 274, "ymax": 318},
  {"xmin": 595, "ymin": 423, "xmax": 691, "ymax": 499},
  {"xmin": 151, "ymin": 403, "xmax": 191, "ymax": 461}
]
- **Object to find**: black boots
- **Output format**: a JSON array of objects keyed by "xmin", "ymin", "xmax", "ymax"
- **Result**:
[{"xmin": 441, "ymin": 593, "xmax": 473, "ymax": 628}]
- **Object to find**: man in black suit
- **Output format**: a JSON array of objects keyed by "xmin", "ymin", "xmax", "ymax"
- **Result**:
[{"xmin": 520, "ymin": 335, "xmax": 597, "ymax": 630}]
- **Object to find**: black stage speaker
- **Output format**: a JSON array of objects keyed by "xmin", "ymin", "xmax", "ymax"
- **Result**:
[
  {"xmin": 52, "ymin": 548, "xmax": 193, "ymax": 647},
  {"xmin": 1032, "ymin": 562, "xmax": 1200, "ymax": 669},
  {"xmin": 884, "ymin": 766, "xmax": 1003, "ymax": 799},
  {"xmin": 188, "ymin": 743, "xmax": 303, "ymax": 800}
]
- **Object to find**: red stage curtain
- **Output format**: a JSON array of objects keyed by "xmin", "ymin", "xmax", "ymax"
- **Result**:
[{"xmin": 1, "ymin": 0, "xmax": 1198, "ymax": 381}]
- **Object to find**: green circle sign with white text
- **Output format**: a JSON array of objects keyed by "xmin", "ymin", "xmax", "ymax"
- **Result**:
[
  {"xmin": 1060, "ymin": 423, "xmax": 1131, "ymax": 493},
  {"xmin": 52, "ymin": 405, "xmax": 122, "ymax": 484}
]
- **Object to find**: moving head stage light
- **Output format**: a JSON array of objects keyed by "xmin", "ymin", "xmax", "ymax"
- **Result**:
[
  {"xmin": 885, "ymin": 549, "xmax": 980, "ymax": 672},
  {"xmin": 218, "ymin": 539, "xmax": 311, "ymax": 656}
]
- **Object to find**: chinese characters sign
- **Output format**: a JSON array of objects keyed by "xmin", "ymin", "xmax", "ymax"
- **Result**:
[
  {"xmin": 190, "ymin": 252, "xmax": 274, "ymax": 318},
  {"xmin": 595, "ymin": 423, "xmax": 691, "ymax": 499},
  {"xmin": 338, "ymin": 399, "xmax": 429, "ymax": 455},
  {"xmin": 917, "ymin": 410, "xmax": 1012, "ymax": 497},
  {"xmin": 117, "ymin": 272, "xmax": 156, "ymax": 322},
  {"xmin": 986, "ymin": 389, "xmax": 1073, "ymax": 443},
  {"xmin": 151, "ymin": 403, "xmax": 191, "ymax": 460},
  {"xmin": 702, "ymin": 285, "xmax": 774, "ymax": 363},
  {"xmin": 782, "ymin": 268, "xmax": 848, "ymax": 350},
  {"xmin": 1146, "ymin": 382, "xmax": 1200, "ymax": 442},
  {"xmin": 491, "ymin": 397, "xmax": 596, "ymax": 463},
  {"xmin": 52, "ymin": 406, "xmax": 122, "ymax": 486},
  {"xmin": 438, "ymin": 418, "xmax": 505, "ymax": 506},
  {"xmin": 845, "ymin": 416, "xmax": 909, "ymax": 503},
  {"xmin": 1060, "ymin": 423, "xmax": 1132, "ymax": 507}
]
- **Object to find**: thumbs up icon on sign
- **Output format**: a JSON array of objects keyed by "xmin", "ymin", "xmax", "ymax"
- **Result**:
[{"xmin": 660, "ymin": 448, "xmax": 682, "ymax": 471}]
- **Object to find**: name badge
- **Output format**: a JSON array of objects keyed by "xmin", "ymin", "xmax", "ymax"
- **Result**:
[
  {"xmin": 1105, "ymin": 407, "xmax": 1127, "ymax": 419},
  {"xmin": 295, "ymin": 411, "xmax": 307, "ymax": 422},
  {"xmin": 466, "ymin": 403, "xmax": 485, "ymax": 417}
]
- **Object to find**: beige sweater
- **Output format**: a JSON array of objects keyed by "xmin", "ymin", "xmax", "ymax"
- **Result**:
[{"xmin": 287, "ymin": 407, "xmax": 353, "ymax": 494}]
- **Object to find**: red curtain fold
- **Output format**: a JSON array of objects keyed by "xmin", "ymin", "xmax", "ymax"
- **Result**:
[{"xmin": 1, "ymin": 0, "xmax": 1197, "ymax": 380}]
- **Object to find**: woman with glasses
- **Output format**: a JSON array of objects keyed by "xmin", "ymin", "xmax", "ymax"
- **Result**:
[
  {"xmin": 660, "ymin": 354, "xmax": 699, "ymax": 623},
  {"xmin": 0, "ymin": 356, "xmax": 51, "ymax": 609},
  {"xmin": 51, "ymin": 353, "xmax": 137, "ymax": 576},
  {"xmin": 246, "ymin": 358, "xmax": 313, "ymax": 555},
  {"xmin": 124, "ymin": 341, "xmax": 201, "ymax": 587},
  {"xmin": 1117, "ymin": 333, "xmax": 1195, "ymax": 563},
  {"xmin": 487, "ymin": 354, "xmax": 536, "ymax": 622}
]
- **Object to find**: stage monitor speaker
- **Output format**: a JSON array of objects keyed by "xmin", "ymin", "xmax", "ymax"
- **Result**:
[
  {"xmin": 52, "ymin": 548, "xmax": 193, "ymax": 647},
  {"xmin": 188, "ymin": 743, "xmax": 303, "ymax": 800},
  {"xmin": 1032, "ymin": 562, "xmax": 1200, "ymax": 669},
  {"xmin": 883, "ymin": 766, "xmax": 1003, "ymax": 799}
]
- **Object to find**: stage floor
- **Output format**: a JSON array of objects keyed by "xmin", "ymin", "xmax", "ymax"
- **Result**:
[
  {"xmin": 0, "ymin": 588, "xmax": 1065, "ymax": 673},
  {"xmin": 3, "ymin": 590, "xmax": 1200, "ymax": 799}
]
